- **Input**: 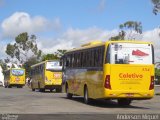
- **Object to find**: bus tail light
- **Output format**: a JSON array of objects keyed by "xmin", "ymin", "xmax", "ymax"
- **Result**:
[
  {"xmin": 104, "ymin": 75, "xmax": 111, "ymax": 89},
  {"xmin": 149, "ymin": 76, "xmax": 154, "ymax": 90}
]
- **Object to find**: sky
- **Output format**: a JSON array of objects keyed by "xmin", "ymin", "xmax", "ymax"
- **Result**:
[{"xmin": 0, "ymin": 0, "xmax": 160, "ymax": 61}]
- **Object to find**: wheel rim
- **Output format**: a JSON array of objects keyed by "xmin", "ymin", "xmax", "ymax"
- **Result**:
[{"xmin": 84, "ymin": 88, "xmax": 88, "ymax": 103}]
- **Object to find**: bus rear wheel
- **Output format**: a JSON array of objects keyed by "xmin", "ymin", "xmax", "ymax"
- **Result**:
[
  {"xmin": 31, "ymin": 84, "xmax": 35, "ymax": 91},
  {"xmin": 17, "ymin": 86, "xmax": 23, "ymax": 88},
  {"xmin": 39, "ymin": 88, "xmax": 45, "ymax": 92},
  {"xmin": 56, "ymin": 87, "xmax": 62, "ymax": 93},
  {"xmin": 117, "ymin": 99, "xmax": 132, "ymax": 106},
  {"xmin": 84, "ymin": 86, "xmax": 91, "ymax": 104}
]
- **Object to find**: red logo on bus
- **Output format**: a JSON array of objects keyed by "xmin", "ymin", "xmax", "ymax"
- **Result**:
[
  {"xmin": 119, "ymin": 73, "xmax": 143, "ymax": 79},
  {"xmin": 132, "ymin": 49, "xmax": 149, "ymax": 56}
]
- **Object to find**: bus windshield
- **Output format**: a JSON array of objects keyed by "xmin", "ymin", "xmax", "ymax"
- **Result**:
[
  {"xmin": 46, "ymin": 61, "xmax": 62, "ymax": 71},
  {"xmin": 11, "ymin": 69, "xmax": 24, "ymax": 76},
  {"xmin": 109, "ymin": 43, "xmax": 153, "ymax": 64}
]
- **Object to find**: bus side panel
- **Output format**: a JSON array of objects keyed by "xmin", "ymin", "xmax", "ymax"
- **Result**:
[
  {"xmin": 85, "ymin": 70, "xmax": 103, "ymax": 99},
  {"xmin": 65, "ymin": 69, "xmax": 77, "ymax": 94},
  {"xmin": 32, "ymin": 75, "xmax": 39, "ymax": 89},
  {"xmin": 65, "ymin": 69, "xmax": 104, "ymax": 99}
]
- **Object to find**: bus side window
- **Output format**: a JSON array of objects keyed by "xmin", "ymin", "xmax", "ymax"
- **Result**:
[
  {"xmin": 151, "ymin": 44, "xmax": 154, "ymax": 64},
  {"xmin": 99, "ymin": 47, "xmax": 104, "ymax": 66},
  {"xmin": 66, "ymin": 56, "xmax": 69, "ymax": 67},
  {"xmin": 105, "ymin": 45, "xmax": 110, "ymax": 63}
]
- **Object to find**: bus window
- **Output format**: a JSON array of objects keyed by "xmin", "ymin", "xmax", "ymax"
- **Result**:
[
  {"xmin": 105, "ymin": 44, "xmax": 111, "ymax": 63},
  {"xmin": 46, "ymin": 61, "xmax": 62, "ymax": 71},
  {"xmin": 11, "ymin": 69, "xmax": 24, "ymax": 76}
]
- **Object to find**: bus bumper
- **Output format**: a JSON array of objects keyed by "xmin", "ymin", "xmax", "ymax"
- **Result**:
[{"xmin": 103, "ymin": 89, "xmax": 154, "ymax": 100}]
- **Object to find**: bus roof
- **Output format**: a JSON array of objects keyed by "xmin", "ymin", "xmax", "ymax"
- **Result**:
[
  {"xmin": 65, "ymin": 40, "xmax": 153, "ymax": 54},
  {"xmin": 31, "ymin": 60, "xmax": 60, "ymax": 68}
]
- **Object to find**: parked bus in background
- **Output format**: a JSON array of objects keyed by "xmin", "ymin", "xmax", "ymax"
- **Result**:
[
  {"xmin": 62, "ymin": 40, "xmax": 154, "ymax": 105},
  {"xmin": 4, "ymin": 68, "xmax": 25, "ymax": 88},
  {"xmin": 30, "ymin": 60, "xmax": 62, "ymax": 92}
]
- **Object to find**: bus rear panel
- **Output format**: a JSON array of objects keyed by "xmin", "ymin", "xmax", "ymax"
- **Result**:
[{"xmin": 103, "ymin": 42, "xmax": 154, "ymax": 100}]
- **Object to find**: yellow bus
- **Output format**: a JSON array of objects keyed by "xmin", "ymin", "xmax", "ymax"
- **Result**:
[
  {"xmin": 4, "ymin": 68, "xmax": 25, "ymax": 88},
  {"xmin": 62, "ymin": 40, "xmax": 154, "ymax": 105},
  {"xmin": 30, "ymin": 60, "xmax": 62, "ymax": 92}
]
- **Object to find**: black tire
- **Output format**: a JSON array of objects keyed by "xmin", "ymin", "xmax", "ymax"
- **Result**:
[
  {"xmin": 31, "ymin": 84, "xmax": 35, "ymax": 91},
  {"xmin": 39, "ymin": 88, "xmax": 45, "ymax": 92},
  {"xmin": 32, "ymin": 88, "xmax": 35, "ymax": 91},
  {"xmin": 66, "ymin": 85, "xmax": 72, "ymax": 99},
  {"xmin": 38, "ymin": 82, "xmax": 45, "ymax": 92},
  {"xmin": 84, "ymin": 86, "xmax": 91, "ymax": 104},
  {"xmin": 117, "ymin": 99, "xmax": 132, "ymax": 106},
  {"xmin": 56, "ymin": 87, "xmax": 62, "ymax": 93},
  {"xmin": 17, "ymin": 86, "xmax": 23, "ymax": 88}
]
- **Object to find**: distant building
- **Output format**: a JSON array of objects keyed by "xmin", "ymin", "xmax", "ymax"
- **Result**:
[{"xmin": 0, "ymin": 66, "xmax": 4, "ymax": 86}]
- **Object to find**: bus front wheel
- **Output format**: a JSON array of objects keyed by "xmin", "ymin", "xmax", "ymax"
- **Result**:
[
  {"xmin": 117, "ymin": 99, "xmax": 132, "ymax": 106},
  {"xmin": 66, "ymin": 84, "xmax": 72, "ymax": 99},
  {"xmin": 84, "ymin": 86, "xmax": 91, "ymax": 104}
]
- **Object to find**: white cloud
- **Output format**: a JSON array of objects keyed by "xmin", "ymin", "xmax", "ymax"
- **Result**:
[
  {"xmin": 53, "ymin": 17, "xmax": 62, "ymax": 32},
  {"xmin": 1, "ymin": 12, "xmax": 62, "ymax": 38},
  {"xmin": 97, "ymin": 0, "xmax": 106, "ymax": 12},
  {"xmin": 142, "ymin": 28, "xmax": 160, "ymax": 62},
  {"xmin": 1, "ymin": 16, "xmax": 160, "ymax": 63},
  {"xmin": 38, "ymin": 27, "xmax": 160, "ymax": 62},
  {"xmin": 0, "ymin": 43, "xmax": 7, "ymax": 59},
  {"xmin": 38, "ymin": 27, "xmax": 118, "ymax": 54}
]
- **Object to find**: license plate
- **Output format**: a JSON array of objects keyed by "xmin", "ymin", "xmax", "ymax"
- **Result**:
[
  {"xmin": 53, "ymin": 73, "xmax": 61, "ymax": 79},
  {"xmin": 126, "ymin": 93, "xmax": 134, "ymax": 97},
  {"xmin": 15, "ymin": 78, "xmax": 20, "ymax": 81}
]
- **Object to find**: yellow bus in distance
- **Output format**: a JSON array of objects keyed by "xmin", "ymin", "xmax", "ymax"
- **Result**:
[
  {"xmin": 30, "ymin": 60, "xmax": 62, "ymax": 92},
  {"xmin": 62, "ymin": 40, "xmax": 154, "ymax": 105},
  {"xmin": 4, "ymin": 68, "xmax": 25, "ymax": 88}
]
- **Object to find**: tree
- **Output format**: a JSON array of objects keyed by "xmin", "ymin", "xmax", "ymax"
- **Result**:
[
  {"xmin": 41, "ymin": 49, "xmax": 67, "ymax": 61},
  {"xmin": 119, "ymin": 21, "xmax": 142, "ymax": 40},
  {"xmin": 109, "ymin": 30, "xmax": 125, "ymax": 40},
  {"xmin": 41, "ymin": 54, "xmax": 59, "ymax": 61},
  {"xmin": 0, "ymin": 59, "xmax": 7, "ymax": 71},
  {"xmin": 155, "ymin": 68, "xmax": 160, "ymax": 84},
  {"xmin": 55, "ymin": 49, "xmax": 67, "ymax": 58},
  {"xmin": 23, "ymin": 57, "xmax": 39, "ymax": 77},
  {"xmin": 5, "ymin": 32, "xmax": 42, "ymax": 64},
  {"xmin": 151, "ymin": 0, "xmax": 160, "ymax": 15},
  {"xmin": 109, "ymin": 21, "xmax": 142, "ymax": 40}
]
